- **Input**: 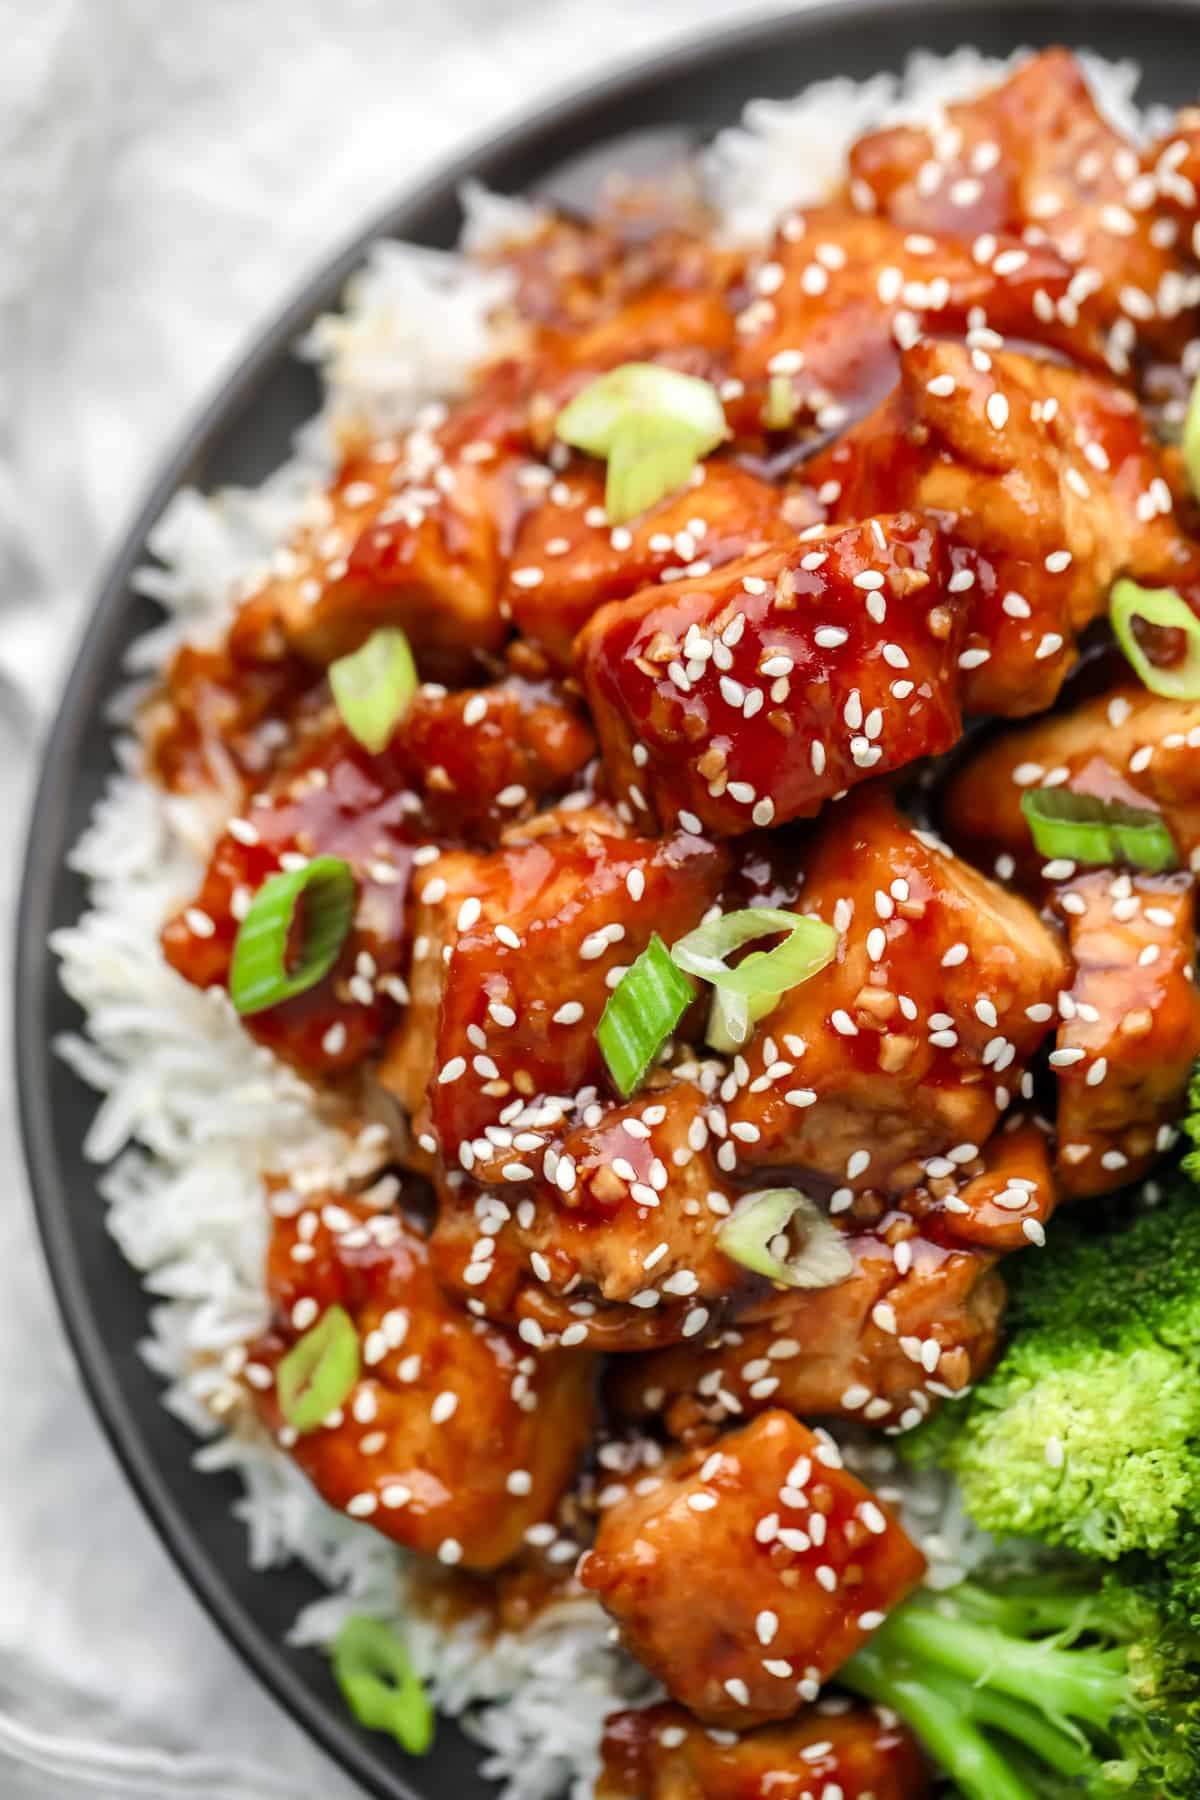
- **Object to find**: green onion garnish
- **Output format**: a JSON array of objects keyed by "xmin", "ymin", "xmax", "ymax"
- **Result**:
[
  {"xmin": 1185, "ymin": 372, "xmax": 1200, "ymax": 502},
  {"xmin": 1021, "ymin": 788, "xmax": 1179, "ymax": 874},
  {"xmin": 597, "ymin": 933, "xmax": 695, "ymax": 1098},
  {"xmin": 329, "ymin": 627, "xmax": 418, "ymax": 754},
  {"xmin": 276, "ymin": 1303, "xmax": 360, "ymax": 1433},
  {"xmin": 670, "ymin": 908, "xmax": 839, "ymax": 1053},
  {"xmin": 555, "ymin": 361, "xmax": 726, "ymax": 524},
  {"xmin": 718, "ymin": 1189, "xmax": 853, "ymax": 1290},
  {"xmin": 332, "ymin": 1615, "xmax": 434, "ymax": 1754},
  {"xmin": 762, "ymin": 373, "xmax": 798, "ymax": 431},
  {"xmin": 229, "ymin": 856, "xmax": 355, "ymax": 1015},
  {"xmin": 604, "ymin": 415, "xmax": 705, "ymax": 527},
  {"xmin": 1110, "ymin": 578, "xmax": 1200, "ymax": 699}
]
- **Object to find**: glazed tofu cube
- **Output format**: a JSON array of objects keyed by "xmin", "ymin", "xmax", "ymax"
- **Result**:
[
  {"xmin": 254, "ymin": 1196, "xmax": 595, "ymax": 1571},
  {"xmin": 230, "ymin": 407, "xmax": 518, "ymax": 682},
  {"xmin": 536, "ymin": 276, "xmax": 737, "ymax": 388},
  {"xmin": 1053, "ymin": 871, "xmax": 1200, "ymax": 1197},
  {"xmin": 381, "ymin": 806, "xmax": 634, "ymax": 1134},
  {"xmin": 723, "ymin": 790, "xmax": 1067, "ymax": 1194},
  {"xmin": 597, "ymin": 1700, "xmax": 933, "ymax": 1799},
  {"xmin": 912, "ymin": 1115, "xmax": 1058, "ymax": 1253},
  {"xmin": 427, "ymin": 818, "xmax": 729, "ymax": 1168},
  {"xmin": 846, "ymin": 48, "xmax": 1200, "ymax": 367},
  {"xmin": 941, "ymin": 685, "xmax": 1200, "ymax": 883},
  {"xmin": 431, "ymin": 1079, "xmax": 749, "ymax": 1352},
  {"xmin": 726, "ymin": 205, "xmax": 1093, "ymax": 435},
  {"xmin": 579, "ymin": 514, "xmax": 961, "ymax": 837},
  {"xmin": 609, "ymin": 1219, "xmax": 1006, "ymax": 1436},
  {"xmin": 579, "ymin": 1411, "xmax": 926, "ymax": 1726},
  {"xmin": 161, "ymin": 678, "xmax": 593, "ymax": 1080},
  {"xmin": 808, "ymin": 340, "xmax": 1197, "ymax": 716},
  {"xmin": 504, "ymin": 461, "xmax": 796, "ymax": 669}
]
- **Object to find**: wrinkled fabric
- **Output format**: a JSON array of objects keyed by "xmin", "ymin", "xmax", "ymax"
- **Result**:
[{"xmin": 0, "ymin": 0, "xmax": 803, "ymax": 1792}]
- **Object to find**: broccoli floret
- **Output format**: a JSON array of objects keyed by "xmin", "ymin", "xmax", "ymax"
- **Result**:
[
  {"xmin": 902, "ymin": 1181, "xmax": 1200, "ymax": 1571},
  {"xmin": 840, "ymin": 1561, "xmax": 1200, "ymax": 1800}
]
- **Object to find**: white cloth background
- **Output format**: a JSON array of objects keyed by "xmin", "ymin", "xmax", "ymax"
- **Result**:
[{"xmin": 0, "ymin": 1, "xmax": 835, "ymax": 1795}]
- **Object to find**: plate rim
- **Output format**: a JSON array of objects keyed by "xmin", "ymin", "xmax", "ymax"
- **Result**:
[{"xmin": 16, "ymin": 1, "xmax": 1200, "ymax": 1795}]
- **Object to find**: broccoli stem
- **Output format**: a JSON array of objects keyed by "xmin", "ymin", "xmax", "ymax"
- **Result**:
[
  {"xmin": 964, "ymin": 1683, "xmax": 1097, "ymax": 1779},
  {"xmin": 873, "ymin": 1599, "xmax": 1129, "ymax": 1735},
  {"xmin": 842, "ymin": 1644, "xmax": 1043, "ymax": 1800},
  {"xmin": 947, "ymin": 1580, "xmax": 1125, "ymax": 1644}
]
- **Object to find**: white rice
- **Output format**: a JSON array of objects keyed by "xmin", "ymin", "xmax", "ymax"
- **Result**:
[{"xmin": 52, "ymin": 44, "xmax": 1139, "ymax": 1797}]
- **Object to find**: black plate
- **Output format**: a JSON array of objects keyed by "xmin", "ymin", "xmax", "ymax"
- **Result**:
[{"xmin": 16, "ymin": 3, "xmax": 1200, "ymax": 1795}]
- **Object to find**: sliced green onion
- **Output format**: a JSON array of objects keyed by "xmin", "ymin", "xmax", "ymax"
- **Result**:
[
  {"xmin": 277, "ymin": 1304, "xmax": 360, "ymax": 1433},
  {"xmin": 670, "ymin": 908, "xmax": 839, "ymax": 1052},
  {"xmin": 604, "ymin": 415, "xmax": 704, "ymax": 526},
  {"xmin": 718, "ymin": 1189, "xmax": 853, "ymax": 1290},
  {"xmin": 555, "ymin": 362, "xmax": 726, "ymax": 524},
  {"xmin": 597, "ymin": 933, "xmax": 695, "ymax": 1098},
  {"xmin": 1110, "ymin": 578, "xmax": 1200, "ymax": 699},
  {"xmin": 230, "ymin": 856, "xmax": 355, "ymax": 1016},
  {"xmin": 329, "ymin": 627, "xmax": 418, "ymax": 754},
  {"xmin": 556, "ymin": 362, "xmax": 726, "ymax": 458},
  {"xmin": 1020, "ymin": 788, "xmax": 1178, "ymax": 874},
  {"xmin": 1185, "ymin": 372, "xmax": 1200, "ymax": 502},
  {"xmin": 762, "ymin": 373, "xmax": 798, "ymax": 431},
  {"xmin": 332, "ymin": 1615, "xmax": 434, "ymax": 1754}
]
